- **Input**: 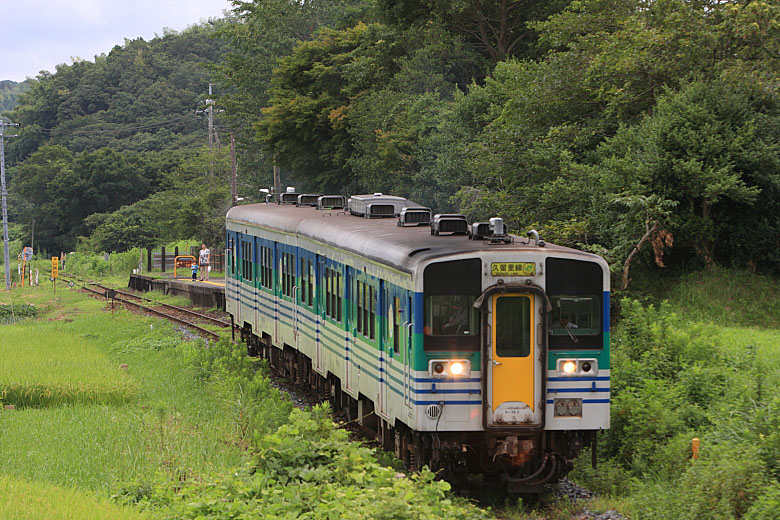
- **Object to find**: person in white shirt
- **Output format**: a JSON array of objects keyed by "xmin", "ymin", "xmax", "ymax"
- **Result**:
[{"xmin": 199, "ymin": 243, "xmax": 210, "ymax": 281}]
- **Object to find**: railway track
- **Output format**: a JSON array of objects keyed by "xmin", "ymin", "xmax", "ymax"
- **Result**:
[{"xmin": 61, "ymin": 276, "xmax": 229, "ymax": 342}]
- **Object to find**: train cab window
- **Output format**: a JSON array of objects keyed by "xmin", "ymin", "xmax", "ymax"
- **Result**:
[
  {"xmin": 549, "ymin": 295, "xmax": 601, "ymax": 338},
  {"xmin": 546, "ymin": 258, "xmax": 604, "ymax": 349},
  {"xmin": 424, "ymin": 295, "xmax": 479, "ymax": 337}
]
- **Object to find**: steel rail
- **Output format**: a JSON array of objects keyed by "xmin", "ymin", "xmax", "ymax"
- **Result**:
[
  {"xmin": 93, "ymin": 283, "xmax": 231, "ymax": 328},
  {"xmin": 63, "ymin": 277, "xmax": 223, "ymax": 342}
]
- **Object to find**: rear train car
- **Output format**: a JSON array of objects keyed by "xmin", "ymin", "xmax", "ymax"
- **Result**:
[{"xmin": 225, "ymin": 195, "xmax": 609, "ymax": 492}]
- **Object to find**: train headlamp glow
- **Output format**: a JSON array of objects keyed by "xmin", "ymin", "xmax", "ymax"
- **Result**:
[
  {"xmin": 557, "ymin": 358, "xmax": 599, "ymax": 376},
  {"xmin": 429, "ymin": 359, "xmax": 470, "ymax": 378}
]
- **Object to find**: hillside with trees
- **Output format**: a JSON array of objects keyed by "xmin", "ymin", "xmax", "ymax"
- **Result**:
[
  {"xmin": 4, "ymin": 22, "xmax": 232, "ymax": 254},
  {"xmin": 0, "ymin": 80, "xmax": 32, "ymax": 112},
  {"xmin": 226, "ymin": 0, "xmax": 780, "ymax": 282}
]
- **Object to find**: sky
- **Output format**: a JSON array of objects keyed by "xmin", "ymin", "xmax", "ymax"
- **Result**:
[{"xmin": 1, "ymin": 0, "xmax": 234, "ymax": 82}]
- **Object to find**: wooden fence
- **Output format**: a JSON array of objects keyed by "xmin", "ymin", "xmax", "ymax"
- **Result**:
[{"xmin": 146, "ymin": 247, "xmax": 224, "ymax": 273}]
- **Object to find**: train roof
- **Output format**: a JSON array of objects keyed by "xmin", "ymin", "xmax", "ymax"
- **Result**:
[{"xmin": 226, "ymin": 203, "xmax": 602, "ymax": 274}]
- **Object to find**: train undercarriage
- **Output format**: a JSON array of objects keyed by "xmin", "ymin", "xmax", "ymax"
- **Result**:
[{"xmin": 239, "ymin": 323, "xmax": 595, "ymax": 494}]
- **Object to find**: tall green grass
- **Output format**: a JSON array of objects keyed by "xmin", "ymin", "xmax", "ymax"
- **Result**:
[
  {"xmin": 571, "ymin": 267, "xmax": 780, "ymax": 519},
  {"xmin": 0, "ymin": 476, "xmax": 148, "ymax": 520},
  {"xmin": 0, "ymin": 329, "xmax": 138, "ymax": 408},
  {"xmin": 0, "ymin": 286, "xmax": 249, "ymax": 496}
]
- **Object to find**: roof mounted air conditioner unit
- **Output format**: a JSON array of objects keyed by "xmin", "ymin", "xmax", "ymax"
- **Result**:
[
  {"xmin": 398, "ymin": 207, "xmax": 432, "ymax": 226},
  {"xmin": 431, "ymin": 214, "xmax": 468, "ymax": 236}
]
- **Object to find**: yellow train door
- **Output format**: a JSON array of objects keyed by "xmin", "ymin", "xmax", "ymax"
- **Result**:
[{"xmin": 488, "ymin": 293, "xmax": 541, "ymax": 427}]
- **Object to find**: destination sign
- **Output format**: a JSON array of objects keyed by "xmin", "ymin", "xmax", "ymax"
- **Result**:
[{"xmin": 491, "ymin": 262, "xmax": 536, "ymax": 276}]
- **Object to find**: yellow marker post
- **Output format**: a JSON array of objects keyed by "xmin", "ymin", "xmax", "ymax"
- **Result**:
[
  {"xmin": 692, "ymin": 437, "xmax": 700, "ymax": 460},
  {"xmin": 51, "ymin": 257, "xmax": 58, "ymax": 295}
]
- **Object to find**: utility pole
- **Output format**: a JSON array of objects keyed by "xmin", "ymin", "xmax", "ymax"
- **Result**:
[
  {"xmin": 273, "ymin": 164, "xmax": 281, "ymax": 204},
  {"xmin": 1, "ymin": 119, "xmax": 20, "ymax": 291},
  {"xmin": 230, "ymin": 134, "xmax": 237, "ymax": 206},
  {"xmin": 207, "ymin": 83, "xmax": 214, "ymax": 177},
  {"xmin": 207, "ymin": 84, "xmax": 214, "ymax": 156}
]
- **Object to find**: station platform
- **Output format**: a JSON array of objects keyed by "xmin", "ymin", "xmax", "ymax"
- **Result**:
[{"xmin": 128, "ymin": 274, "xmax": 225, "ymax": 309}]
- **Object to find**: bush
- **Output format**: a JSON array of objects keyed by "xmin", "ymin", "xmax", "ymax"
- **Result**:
[
  {"xmin": 630, "ymin": 442, "xmax": 769, "ymax": 519},
  {"xmin": 745, "ymin": 482, "xmax": 780, "ymax": 520},
  {"xmin": 119, "ymin": 406, "xmax": 492, "ymax": 519},
  {"xmin": 0, "ymin": 303, "xmax": 38, "ymax": 324}
]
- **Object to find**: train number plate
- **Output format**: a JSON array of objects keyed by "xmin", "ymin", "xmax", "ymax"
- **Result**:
[{"xmin": 491, "ymin": 262, "xmax": 536, "ymax": 276}]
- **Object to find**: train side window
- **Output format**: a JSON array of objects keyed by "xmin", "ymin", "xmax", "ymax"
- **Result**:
[
  {"xmin": 325, "ymin": 268, "xmax": 331, "ymax": 317},
  {"xmin": 362, "ymin": 284, "xmax": 369, "ymax": 338},
  {"xmin": 300, "ymin": 256, "xmax": 306, "ymax": 304},
  {"xmin": 308, "ymin": 260, "xmax": 314, "ymax": 307},
  {"xmin": 337, "ymin": 271, "xmax": 343, "ymax": 323},
  {"xmin": 356, "ymin": 280, "xmax": 363, "ymax": 334},
  {"xmin": 393, "ymin": 296, "xmax": 400, "ymax": 353},
  {"xmin": 370, "ymin": 286, "xmax": 376, "ymax": 340}
]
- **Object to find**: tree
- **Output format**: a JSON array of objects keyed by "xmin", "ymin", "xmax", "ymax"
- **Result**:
[{"xmin": 377, "ymin": 0, "xmax": 569, "ymax": 62}]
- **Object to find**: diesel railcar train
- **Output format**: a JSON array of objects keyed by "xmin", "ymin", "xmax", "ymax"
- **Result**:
[{"xmin": 225, "ymin": 193, "xmax": 610, "ymax": 492}]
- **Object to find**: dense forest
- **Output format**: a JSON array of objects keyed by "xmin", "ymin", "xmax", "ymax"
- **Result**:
[
  {"xmin": 0, "ymin": 80, "xmax": 32, "ymax": 112},
  {"xmin": 4, "ymin": 0, "xmax": 780, "ymax": 284},
  {"xmin": 2, "ymin": 22, "xmax": 233, "ymax": 254}
]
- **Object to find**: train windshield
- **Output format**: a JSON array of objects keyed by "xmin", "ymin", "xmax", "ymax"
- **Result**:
[
  {"xmin": 424, "ymin": 295, "xmax": 480, "ymax": 337},
  {"xmin": 548, "ymin": 295, "xmax": 600, "ymax": 337}
]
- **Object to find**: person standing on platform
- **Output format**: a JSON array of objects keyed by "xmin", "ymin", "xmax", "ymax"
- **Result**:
[{"xmin": 199, "ymin": 243, "xmax": 210, "ymax": 281}]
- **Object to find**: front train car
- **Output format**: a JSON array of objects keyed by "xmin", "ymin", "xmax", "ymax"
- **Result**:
[
  {"xmin": 224, "ymin": 197, "xmax": 609, "ymax": 493},
  {"xmin": 412, "ymin": 241, "xmax": 609, "ymax": 491}
]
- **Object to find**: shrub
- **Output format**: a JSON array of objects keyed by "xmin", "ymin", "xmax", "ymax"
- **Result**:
[
  {"xmin": 0, "ymin": 303, "xmax": 38, "ymax": 324},
  {"xmin": 745, "ymin": 482, "xmax": 780, "ymax": 520}
]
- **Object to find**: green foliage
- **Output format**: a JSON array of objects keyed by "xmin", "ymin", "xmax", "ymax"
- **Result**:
[
  {"xmin": 66, "ymin": 249, "xmax": 143, "ymax": 278},
  {"xmin": 121, "ymin": 406, "xmax": 491, "ymax": 519},
  {"xmin": 0, "ymin": 79, "xmax": 32, "ymax": 113},
  {"xmin": 571, "ymin": 268, "xmax": 780, "ymax": 516},
  {"xmin": 0, "ymin": 303, "xmax": 38, "ymax": 324},
  {"xmin": 745, "ymin": 482, "xmax": 780, "ymax": 520}
]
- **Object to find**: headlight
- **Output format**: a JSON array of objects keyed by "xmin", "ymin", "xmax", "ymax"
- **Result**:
[
  {"xmin": 429, "ymin": 359, "xmax": 470, "ymax": 378},
  {"xmin": 556, "ymin": 359, "xmax": 598, "ymax": 376}
]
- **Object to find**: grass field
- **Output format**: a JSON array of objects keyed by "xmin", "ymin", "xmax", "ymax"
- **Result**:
[
  {"xmin": 0, "ymin": 283, "xmax": 247, "ymax": 516},
  {"xmin": 0, "ymin": 328, "xmax": 138, "ymax": 408},
  {"xmin": 0, "ymin": 475, "xmax": 147, "ymax": 520}
]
